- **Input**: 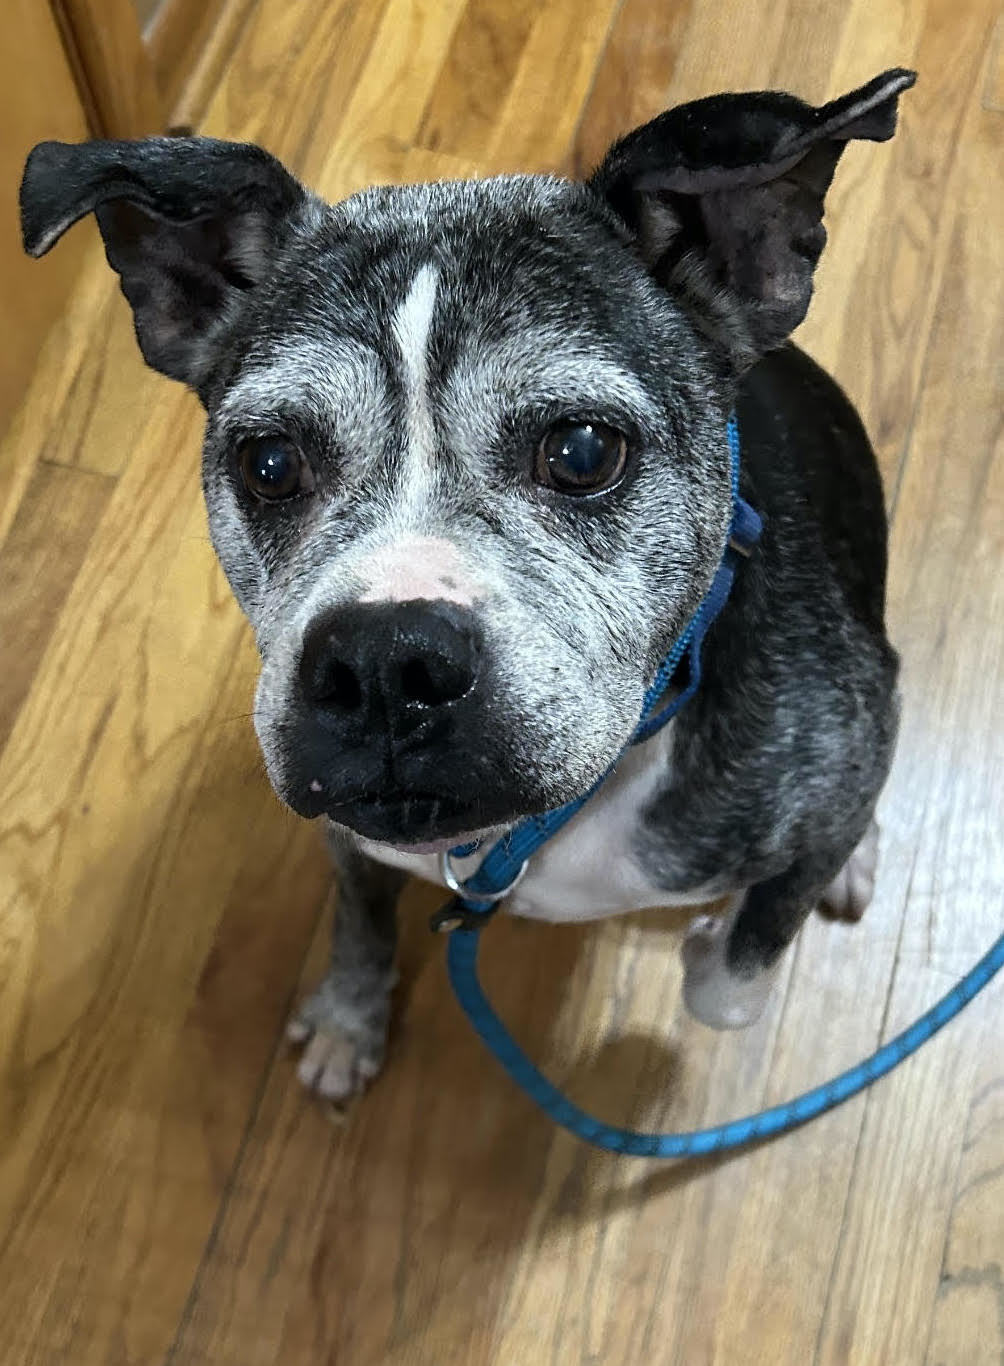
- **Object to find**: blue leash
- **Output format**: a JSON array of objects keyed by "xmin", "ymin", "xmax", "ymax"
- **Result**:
[
  {"xmin": 446, "ymin": 926, "xmax": 1004, "ymax": 1157},
  {"xmin": 433, "ymin": 416, "xmax": 1004, "ymax": 1157}
]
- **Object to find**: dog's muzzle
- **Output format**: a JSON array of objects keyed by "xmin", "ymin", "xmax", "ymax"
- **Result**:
[{"xmin": 287, "ymin": 598, "xmax": 493, "ymax": 840}]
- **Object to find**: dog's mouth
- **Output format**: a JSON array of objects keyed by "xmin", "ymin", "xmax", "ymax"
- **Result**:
[{"xmin": 315, "ymin": 788, "xmax": 490, "ymax": 846}]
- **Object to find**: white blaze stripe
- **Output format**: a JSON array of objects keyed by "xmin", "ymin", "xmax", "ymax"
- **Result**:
[
  {"xmin": 356, "ymin": 266, "xmax": 483, "ymax": 605},
  {"xmin": 391, "ymin": 263, "xmax": 440, "ymax": 488}
]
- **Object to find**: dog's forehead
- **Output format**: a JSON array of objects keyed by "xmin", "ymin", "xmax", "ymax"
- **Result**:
[
  {"xmin": 219, "ymin": 173, "xmax": 669, "ymax": 433},
  {"xmin": 308, "ymin": 173, "xmax": 634, "ymax": 338},
  {"xmin": 331, "ymin": 172, "xmax": 585, "ymax": 233}
]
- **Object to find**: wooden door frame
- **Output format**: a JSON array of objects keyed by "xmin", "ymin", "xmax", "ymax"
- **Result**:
[
  {"xmin": 51, "ymin": 0, "xmax": 255, "ymax": 138},
  {"xmin": 53, "ymin": 0, "xmax": 165, "ymax": 137}
]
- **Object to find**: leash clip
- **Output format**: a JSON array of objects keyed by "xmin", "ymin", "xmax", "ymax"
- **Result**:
[{"xmin": 430, "ymin": 896, "xmax": 495, "ymax": 934}]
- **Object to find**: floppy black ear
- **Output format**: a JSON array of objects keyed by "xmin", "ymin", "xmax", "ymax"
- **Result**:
[
  {"xmin": 589, "ymin": 69, "xmax": 916, "ymax": 363},
  {"xmin": 20, "ymin": 136, "xmax": 311, "ymax": 385}
]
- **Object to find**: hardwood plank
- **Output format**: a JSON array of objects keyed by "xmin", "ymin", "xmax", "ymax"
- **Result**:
[
  {"xmin": 924, "ymin": 990, "xmax": 1004, "ymax": 1366},
  {"xmin": 571, "ymin": 0, "xmax": 699, "ymax": 177},
  {"xmin": 416, "ymin": 0, "xmax": 540, "ymax": 159},
  {"xmin": 483, "ymin": 0, "xmax": 623, "ymax": 174},
  {"xmin": 199, "ymin": 0, "xmax": 394, "ymax": 188},
  {"xmin": 0, "ymin": 253, "xmax": 114, "ymax": 546},
  {"xmin": 798, "ymin": 0, "xmax": 996, "ymax": 488},
  {"xmin": 34, "ymin": 286, "xmax": 176, "ymax": 479},
  {"xmin": 310, "ymin": 0, "xmax": 471, "ymax": 195},
  {"xmin": 167, "ymin": 890, "xmax": 552, "ymax": 1366},
  {"xmin": 983, "ymin": 10, "xmax": 1003, "ymax": 110},
  {"xmin": 570, "ymin": 0, "xmax": 856, "ymax": 177},
  {"xmin": 0, "ymin": 461, "xmax": 115, "ymax": 748},
  {"xmin": 0, "ymin": 393, "xmax": 244, "ymax": 1360}
]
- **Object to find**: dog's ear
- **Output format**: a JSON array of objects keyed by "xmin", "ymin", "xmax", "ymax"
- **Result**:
[
  {"xmin": 20, "ymin": 136, "xmax": 311, "ymax": 385},
  {"xmin": 589, "ymin": 69, "xmax": 915, "ymax": 363}
]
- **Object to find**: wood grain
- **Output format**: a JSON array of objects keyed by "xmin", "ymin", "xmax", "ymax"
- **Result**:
[
  {"xmin": 146, "ymin": 0, "xmax": 233, "ymax": 116},
  {"xmin": 36, "ymin": 284, "xmax": 176, "ymax": 479},
  {"xmin": 0, "ymin": 1, "xmax": 1001, "ymax": 1363},
  {"xmin": 0, "ymin": 460, "xmax": 114, "ymax": 748},
  {"xmin": 983, "ymin": 10, "xmax": 1004, "ymax": 111},
  {"xmin": 0, "ymin": 254, "xmax": 112, "ymax": 544},
  {"xmin": 0, "ymin": 0, "xmax": 91, "ymax": 438},
  {"xmin": 416, "ymin": 0, "xmax": 542, "ymax": 159},
  {"xmin": 55, "ymin": 0, "xmax": 165, "ymax": 136},
  {"xmin": 814, "ymin": 57, "xmax": 1004, "ymax": 1363},
  {"xmin": 161, "ymin": 0, "xmax": 260, "ymax": 132}
]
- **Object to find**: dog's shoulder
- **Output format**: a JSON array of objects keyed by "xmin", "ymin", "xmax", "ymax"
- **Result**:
[{"xmin": 638, "ymin": 347, "xmax": 900, "ymax": 895}]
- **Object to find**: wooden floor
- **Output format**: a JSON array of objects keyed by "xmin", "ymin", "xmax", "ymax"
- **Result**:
[{"xmin": 1, "ymin": 1, "xmax": 1002, "ymax": 1363}]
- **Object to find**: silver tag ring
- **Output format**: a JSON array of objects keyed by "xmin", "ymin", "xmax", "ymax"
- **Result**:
[{"xmin": 439, "ymin": 849, "xmax": 528, "ymax": 905}]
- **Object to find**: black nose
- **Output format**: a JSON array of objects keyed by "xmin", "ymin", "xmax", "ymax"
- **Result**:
[{"xmin": 299, "ymin": 600, "xmax": 483, "ymax": 723}]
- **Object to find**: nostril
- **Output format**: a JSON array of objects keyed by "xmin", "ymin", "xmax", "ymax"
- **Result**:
[
  {"xmin": 400, "ymin": 657, "xmax": 438, "ymax": 706},
  {"xmin": 321, "ymin": 659, "xmax": 363, "ymax": 710},
  {"xmin": 300, "ymin": 601, "xmax": 482, "ymax": 719},
  {"xmin": 399, "ymin": 652, "xmax": 474, "ymax": 707},
  {"xmin": 300, "ymin": 629, "xmax": 364, "ymax": 711}
]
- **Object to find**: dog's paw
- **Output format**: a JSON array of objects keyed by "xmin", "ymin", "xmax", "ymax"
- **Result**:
[
  {"xmin": 819, "ymin": 820, "xmax": 879, "ymax": 922},
  {"xmin": 286, "ymin": 976, "xmax": 388, "ymax": 1105},
  {"xmin": 681, "ymin": 913, "xmax": 777, "ymax": 1030}
]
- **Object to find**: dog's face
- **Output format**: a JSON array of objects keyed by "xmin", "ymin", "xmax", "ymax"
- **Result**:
[
  {"xmin": 205, "ymin": 177, "xmax": 734, "ymax": 843},
  {"xmin": 21, "ymin": 70, "xmax": 913, "ymax": 846}
]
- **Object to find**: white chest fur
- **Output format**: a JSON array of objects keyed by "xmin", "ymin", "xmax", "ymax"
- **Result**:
[{"xmin": 356, "ymin": 727, "xmax": 720, "ymax": 922}]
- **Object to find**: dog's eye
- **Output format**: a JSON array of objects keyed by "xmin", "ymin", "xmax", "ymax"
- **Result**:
[
  {"xmin": 239, "ymin": 436, "xmax": 311, "ymax": 502},
  {"xmin": 535, "ymin": 421, "xmax": 627, "ymax": 495}
]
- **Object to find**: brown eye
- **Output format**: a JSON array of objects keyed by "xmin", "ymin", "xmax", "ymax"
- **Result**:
[
  {"xmin": 535, "ymin": 421, "xmax": 628, "ymax": 494},
  {"xmin": 239, "ymin": 436, "xmax": 310, "ymax": 501}
]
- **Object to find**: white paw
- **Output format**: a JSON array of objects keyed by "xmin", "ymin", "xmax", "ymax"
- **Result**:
[
  {"xmin": 681, "ymin": 911, "xmax": 777, "ymax": 1030},
  {"xmin": 820, "ymin": 820, "xmax": 879, "ymax": 921},
  {"xmin": 286, "ymin": 977, "xmax": 388, "ymax": 1105}
]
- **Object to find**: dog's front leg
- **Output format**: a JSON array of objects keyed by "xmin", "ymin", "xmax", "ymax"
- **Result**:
[
  {"xmin": 682, "ymin": 862, "xmax": 836, "ymax": 1031},
  {"xmin": 288, "ymin": 826, "xmax": 406, "ymax": 1103}
]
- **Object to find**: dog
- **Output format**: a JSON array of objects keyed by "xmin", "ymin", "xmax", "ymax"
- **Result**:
[{"xmin": 20, "ymin": 68, "xmax": 913, "ymax": 1103}]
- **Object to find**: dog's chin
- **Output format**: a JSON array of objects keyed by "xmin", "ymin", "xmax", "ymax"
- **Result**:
[
  {"xmin": 371, "ymin": 829, "xmax": 498, "ymax": 856},
  {"xmin": 278, "ymin": 758, "xmax": 613, "ymax": 847},
  {"xmin": 314, "ymin": 791, "xmax": 505, "ymax": 848}
]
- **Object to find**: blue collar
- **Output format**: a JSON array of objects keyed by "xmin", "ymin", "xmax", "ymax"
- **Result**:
[
  {"xmin": 431, "ymin": 413, "xmax": 762, "ymax": 932},
  {"xmin": 429, "ymin": 416, "xmax": 1004, "ymax": 1159}
]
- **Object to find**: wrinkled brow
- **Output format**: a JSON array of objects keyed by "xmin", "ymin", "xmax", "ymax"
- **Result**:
[
  {"xmin": 215, "ymin": 335, "xmax": 390, "ymax": 448},
  {"xmin": 440, "ymin": 330, "xmax": 665, "ymax": 453}
]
